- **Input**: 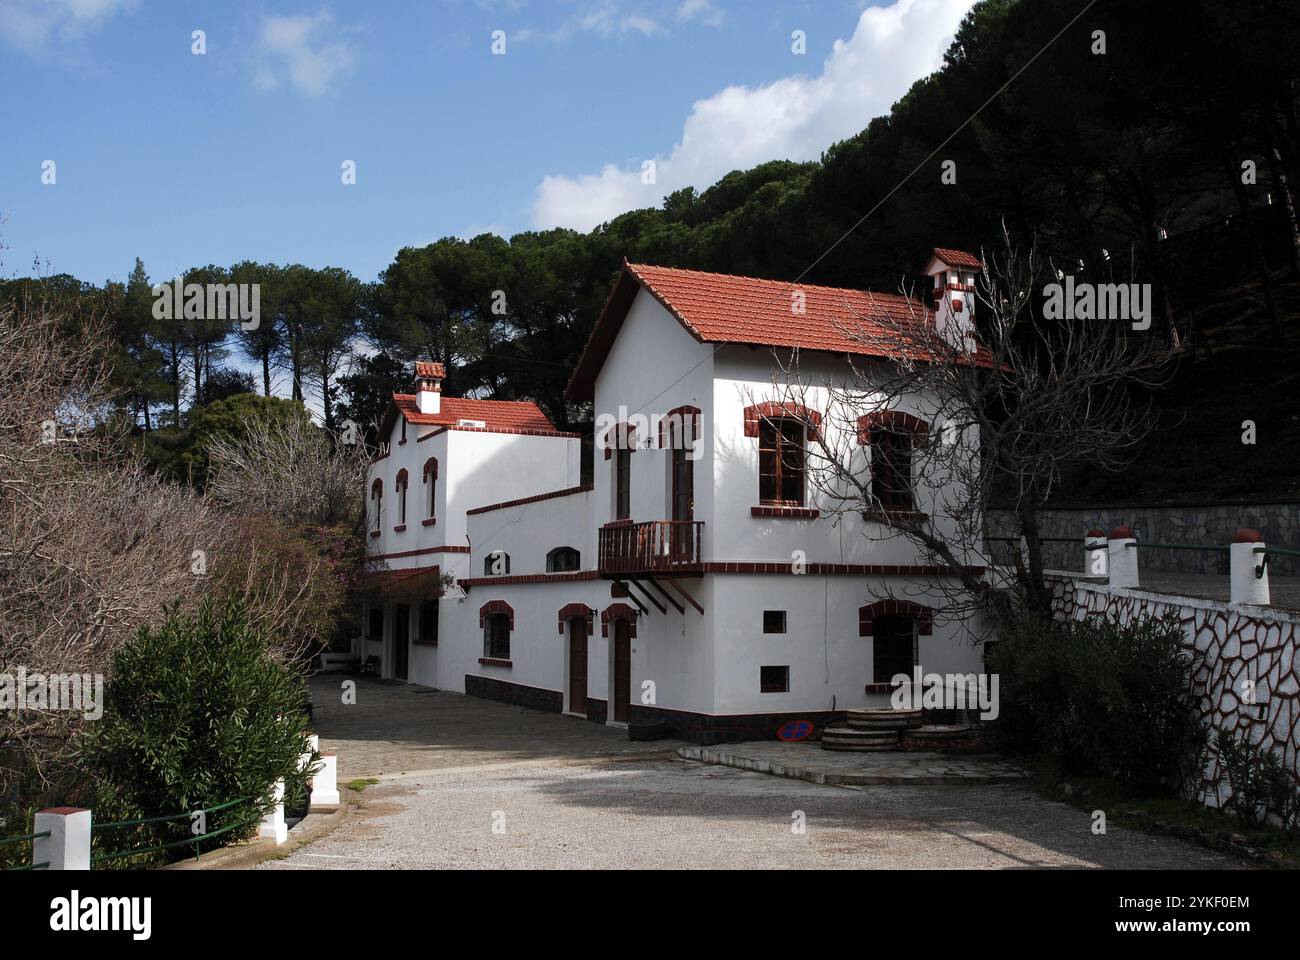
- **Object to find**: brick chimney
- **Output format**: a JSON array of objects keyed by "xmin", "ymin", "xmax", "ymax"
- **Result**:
[
  {"xmin": 924, "ymin": 248, "xmax": 981, "ymax": 353},
  {"xmin": 415, "ymin": 361, "xmax": 445, "ymax": 415}
]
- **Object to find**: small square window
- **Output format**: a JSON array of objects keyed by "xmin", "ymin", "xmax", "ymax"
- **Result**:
[
  {"xmin": 763, "ymin": 610, "xmax": 786, "ymax": 634},
  {"xmin": 760, "ymin": 665, "xmax": 789, "ymax": 693}
]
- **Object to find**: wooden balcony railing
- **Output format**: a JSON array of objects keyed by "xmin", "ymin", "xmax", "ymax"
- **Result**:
[{"xmin": 599, "ymin": 520, "xmax": 704, "ymax": 575}]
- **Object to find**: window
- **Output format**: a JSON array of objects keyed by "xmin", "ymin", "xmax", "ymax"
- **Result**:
[
  {"xmin": 547, "ymin": 546, "xmax": 581, "ymax": 572},
  {"xmin": 614, "ymin": 448, "xmax": 631, "ymax": 520},
  {"xmin": 400, "ymin": 417, "xmax": 407, "ymax": 444},
  {"xmin": 873, "ymin": 614, "xmax": 917, "ymax": 684},
  {"xmin": 758, "ymin": 418, "xmax": 805, "ymax": 505},
  {"xmin": 423, "ymin": 458, "xmax": 438, "ymax": 521},
  {"xmin": 395, "ymin": 469, "xmax": 409, "ymax": 525},
  {"xmin": 763, "ymin": 610, "xmax": 786, "ymax": 634},
  {"xmin": 368, "ymin": 607, "xmax": 384, "ymax": 640},
  {"xmin": 760, "ymin": 665, "xmax": 789, "ymax": 693},
  {"xmin": 418, "ymin": 600, "xmax": 438, "ymax": 646},
  {"xmin": 369, "ymin": 479, "xmax": 383, "ymax": 533},
  {"xmin": 871, "ymin": 427, "xmax": 913, "ymax": 509},
  {"xmin": 484, "ymin": 550, "xmax": 511, "ymax": 576},
  {"xmin": 483, "ymin": 614, "xmax": 511, "ymax": 660},
  {"xmin": 671, "ymin": 443, "xmax": 693, "ymax": 521}
]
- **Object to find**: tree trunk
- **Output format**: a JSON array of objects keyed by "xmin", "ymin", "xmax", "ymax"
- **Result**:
[
  {"xmin": 1263, "ymin": 117, "xmax": 1300, "ymax": 278},
  {"xmin": 261, "ymin": 346, "xmax": 271, "ymax": 396},
  {"xmin": 1226, "ymin": 150, "xmax": 1284, "ymax": 344},
  {"xmin": 1016, "ymin": 496, "xmax": 1052, "ymax": 619}
]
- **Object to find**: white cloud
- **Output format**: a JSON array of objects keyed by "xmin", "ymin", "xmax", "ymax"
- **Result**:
[
  {"xmin": 254, "ymin": 10, "xmax": 356, "ymax": 98},
  {"xmin": 531, "ymin": 0, "xmax": 976, "ymax": 230},
  {"xmin": 515, "ymin": 1, "xmax": 666, "ymax": 44},
  {"xmin": 0, "ymin": 0, "xmax": 136, "ymax": 53},
  {"xmin": 676, "ymin": 0, "xmax": 724, "ymax": 27}
]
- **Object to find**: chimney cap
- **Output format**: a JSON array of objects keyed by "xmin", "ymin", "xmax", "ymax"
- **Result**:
[{"xmin": 415, "ymin": 361, "xmax": 445, "ymax": 381}]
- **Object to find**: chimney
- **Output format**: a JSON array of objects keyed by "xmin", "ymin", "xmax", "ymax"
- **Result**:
[
  {"xmin": 415, "ymin": 361, "xmax": 445, "ymax": 415},
  {"xmin": 925, "ymin": 248, "xmax": 980, "ymax": 354}
]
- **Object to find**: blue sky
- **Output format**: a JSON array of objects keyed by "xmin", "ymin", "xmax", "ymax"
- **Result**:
[{"xmin": 0, "ymin": 0, "xmax": 975, "ymax": 287}]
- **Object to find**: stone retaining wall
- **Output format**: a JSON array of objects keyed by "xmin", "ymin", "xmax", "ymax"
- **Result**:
[{"xmin": 1047, "ymin": 574, "xmax": 1300, "ymax": 806}]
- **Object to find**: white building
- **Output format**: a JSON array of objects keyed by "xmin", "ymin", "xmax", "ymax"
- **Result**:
[{"xmin": 361, "ymin": 249, "xmax": 990, "ymax": 744}]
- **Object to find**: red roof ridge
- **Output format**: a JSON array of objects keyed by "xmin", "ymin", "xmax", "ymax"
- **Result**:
[{"xmin": 626, "ymin": 262, "xmax": 919, "ymax": 303}]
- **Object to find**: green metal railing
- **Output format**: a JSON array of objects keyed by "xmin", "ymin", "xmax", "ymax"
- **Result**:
[
  {"xmin": 1253, "ymin": 545, "xmax": 1300, "ymax": 579},
  {"xmin": 0, "ymin": 830, "xmax": 51, "ymax": 871},
  {"xmin": 90, "ymin": 797, "xmax": 261, "ymax": 867},
  {"xmin": 1125, "ymin": 542, "xmax": 1229, "ymax": 553}
]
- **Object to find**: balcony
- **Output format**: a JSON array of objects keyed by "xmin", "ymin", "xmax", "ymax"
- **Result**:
[{"xmin": 599, "ymin": 520, "xmax": 704, "ymax": 576}]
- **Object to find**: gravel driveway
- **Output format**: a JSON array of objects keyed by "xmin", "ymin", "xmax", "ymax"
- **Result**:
[{"xmin": 263, "ymin": 677, "xmax": 1237, "ymax": 870}]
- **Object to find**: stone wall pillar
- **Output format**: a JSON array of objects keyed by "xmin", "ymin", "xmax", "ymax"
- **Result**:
[
  {"xmin": 1230, "ymin": 527, "xmax": 1270, "ymax": 606},
  {"xmin": 1084, "ymin": 528, "xmax": 1108, "ymax": 578},
  {"xmin": 1107, "ymin": 526, "xmax": 1139, "ymax": 589},
  {"xmin": 33, "ymin": 807, "xmax": 91, "ymax": 870}
]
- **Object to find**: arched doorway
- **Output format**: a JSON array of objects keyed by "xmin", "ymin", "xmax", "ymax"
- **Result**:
[{"xmin": 567, "ymin": 616, "xmax": 588, "ymax": 715}]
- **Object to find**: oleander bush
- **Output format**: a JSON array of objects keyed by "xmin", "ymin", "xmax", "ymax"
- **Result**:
[
  {"xmin": 78, "ymin": 594, "xmax": 316, "ymax": 863},
  {"xmin": 987, "ymin": 612, "xmax": 1205, "ymax": 795}
]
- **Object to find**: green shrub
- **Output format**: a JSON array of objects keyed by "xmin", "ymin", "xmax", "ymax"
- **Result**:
[
  {"xmin": 1215, "ymin": 730, "xmax": 1300, "ymax": 832},
  {"xmin": 987, "ymin": 612, "xmax": 1204, "ymax": 795},
  {"xmin": 79, "ymin": 593, "xmax": 315, "ymax": 862}
]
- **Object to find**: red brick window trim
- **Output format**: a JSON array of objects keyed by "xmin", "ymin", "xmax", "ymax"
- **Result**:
[
  {"xmin": 557, "ymin": 603, "xmax": 596, "ymax": 634},
  {"xmin": 478, "ymin": 657, "xmax": 512, "ymax": 668},
  {"xmin": 395, "ymin": 469, "xmax": 409, "ymax": 526},
  {"xmin": 601, "ymin": 421, "xmax": 639, "ymax": 460},
  {"xmin": 369, "ymin": 478, "xmax": 383, "ymax": 534},
  {"xmin": 751, "ymin": 505, "xmax": 819, "ymax": 519},
  {"xmin": 423, "ymin": 456, "xmax": 438, "ymax": 522},
  {"xmin": 858, "ymin": 600, "xmax": 933, "ymax": 637},
  {"xmin": 600, "ymin": 602, "xmax": 638, "ymax": 638},
  {"xmin": 658, "ymin": 405, "xmax": 701, "ymax": 449},
  {"xmin": 478, "ymin": 600, "xmax": 514, "ymax": 628},
  {"xmin": 856, "ymin": 411, "xmax": 929, "ymax": 445},
  {"xmin": 743, "ymin": 401, "xmax": 823, "ymax": 442}
]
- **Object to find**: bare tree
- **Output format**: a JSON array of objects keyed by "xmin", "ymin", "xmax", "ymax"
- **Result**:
[
  {"xmin": 206, "ymin": 413, "xmax": 369, "ymax": 528},
  {"xmin": 768, "ymin": 228, "xmax": 1176, "ymax": 634}
]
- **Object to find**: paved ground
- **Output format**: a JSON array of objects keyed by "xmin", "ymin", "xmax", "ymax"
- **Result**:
[
  {"xmin": 678, "ymin": 742, "xmax": 1026, "ymax": 785},
  {"xmin": 271, "ymin": 676, "xmax": 1239, "ymax": 870}
]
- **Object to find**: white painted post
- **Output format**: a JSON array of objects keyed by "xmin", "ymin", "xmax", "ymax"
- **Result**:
[
  {"xmin": 310, "ymin": 754, "xmax": 340, "ymax": 809},
  {"xmin": 33, "ymin": 807, "xmax": 91, "ymax": 870},
  {"xmin": 259, "ymin": 779, "xmax": 287, "ymax": 844},
  {"xmin": 1084, "ymin": 528, "xmax": 1108, "ymax": 578},
  {"xmin": 1107, "ymin": 526, "xmax": 1139, "ymax": 589},
  {"xmin": 1230, "ymin": 527, "xmax": 1269, "ymax": 606}
]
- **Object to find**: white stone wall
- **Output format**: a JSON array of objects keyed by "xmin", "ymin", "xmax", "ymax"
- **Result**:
[{"xmin": 1049, "ymin": 575, "xmax": 1300, "ymax": 804}]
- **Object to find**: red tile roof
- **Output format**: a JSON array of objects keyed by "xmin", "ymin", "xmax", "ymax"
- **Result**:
[
  {"xmin": 566, "ymin": 261, "xmax": 990, "ymax": 400},
  {"xmin": 388, "ymin": 394, "xmax": 564, "ymax": 435},
  {"xmin": 931, "ymin": 247, "xmax": 983, "ymax": 269},
  {"xmin": 415, "ymin": 361, "xmax": 446, "ymax": 379}
]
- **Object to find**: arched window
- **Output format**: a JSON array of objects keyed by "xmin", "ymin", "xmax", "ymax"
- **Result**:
[
  {"xmin": 422, "ymin": 457, "xmax": 438, "ymax": 521},
  {"xmin": 484, "ymin": 550, "xmax": 511, "ymax": 576},
  {"xmin": 369, "ymin": 478, "xmax": 383, "ymax": 534},
  {"xmin": 394, "ymin": 469, "xmax": 409, "ymax": 526},
  {"xmin": 872, "ymin": 614, "xmax": 917, "ymax": 684},
  {"xmin": 546, "ymin": 546, "xmax": 581, "ymax": 572}
]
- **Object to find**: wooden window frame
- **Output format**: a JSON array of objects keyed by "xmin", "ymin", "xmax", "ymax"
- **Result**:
[
  {"xmin": 483, "ymin": 613, "xmax": 511, "ymax": 661},
  {"xmin": 758, "ymin": 417, "xmax": 806, "ymax": 506}
]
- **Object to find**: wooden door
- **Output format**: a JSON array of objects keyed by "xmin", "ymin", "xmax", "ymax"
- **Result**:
[
  {"xmin": 568, "ymin": 618, "xmax": 588, "ymax": 715},
  {"xmin": 392, "ymin": 605, "xmax": 409, "ymax": 681},
  {"xmin": 613, "ymin": 619, "xmax": 631, "ymax": 722}
]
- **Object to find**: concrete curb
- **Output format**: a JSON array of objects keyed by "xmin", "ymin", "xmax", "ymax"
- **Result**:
[
  {"xmin": 158, "ymin": 789, "xmax": 356, "ymax": 870},
  {"xmin": 677, "ymin": 746, "xmax": 1026, "ymax": 786}
]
